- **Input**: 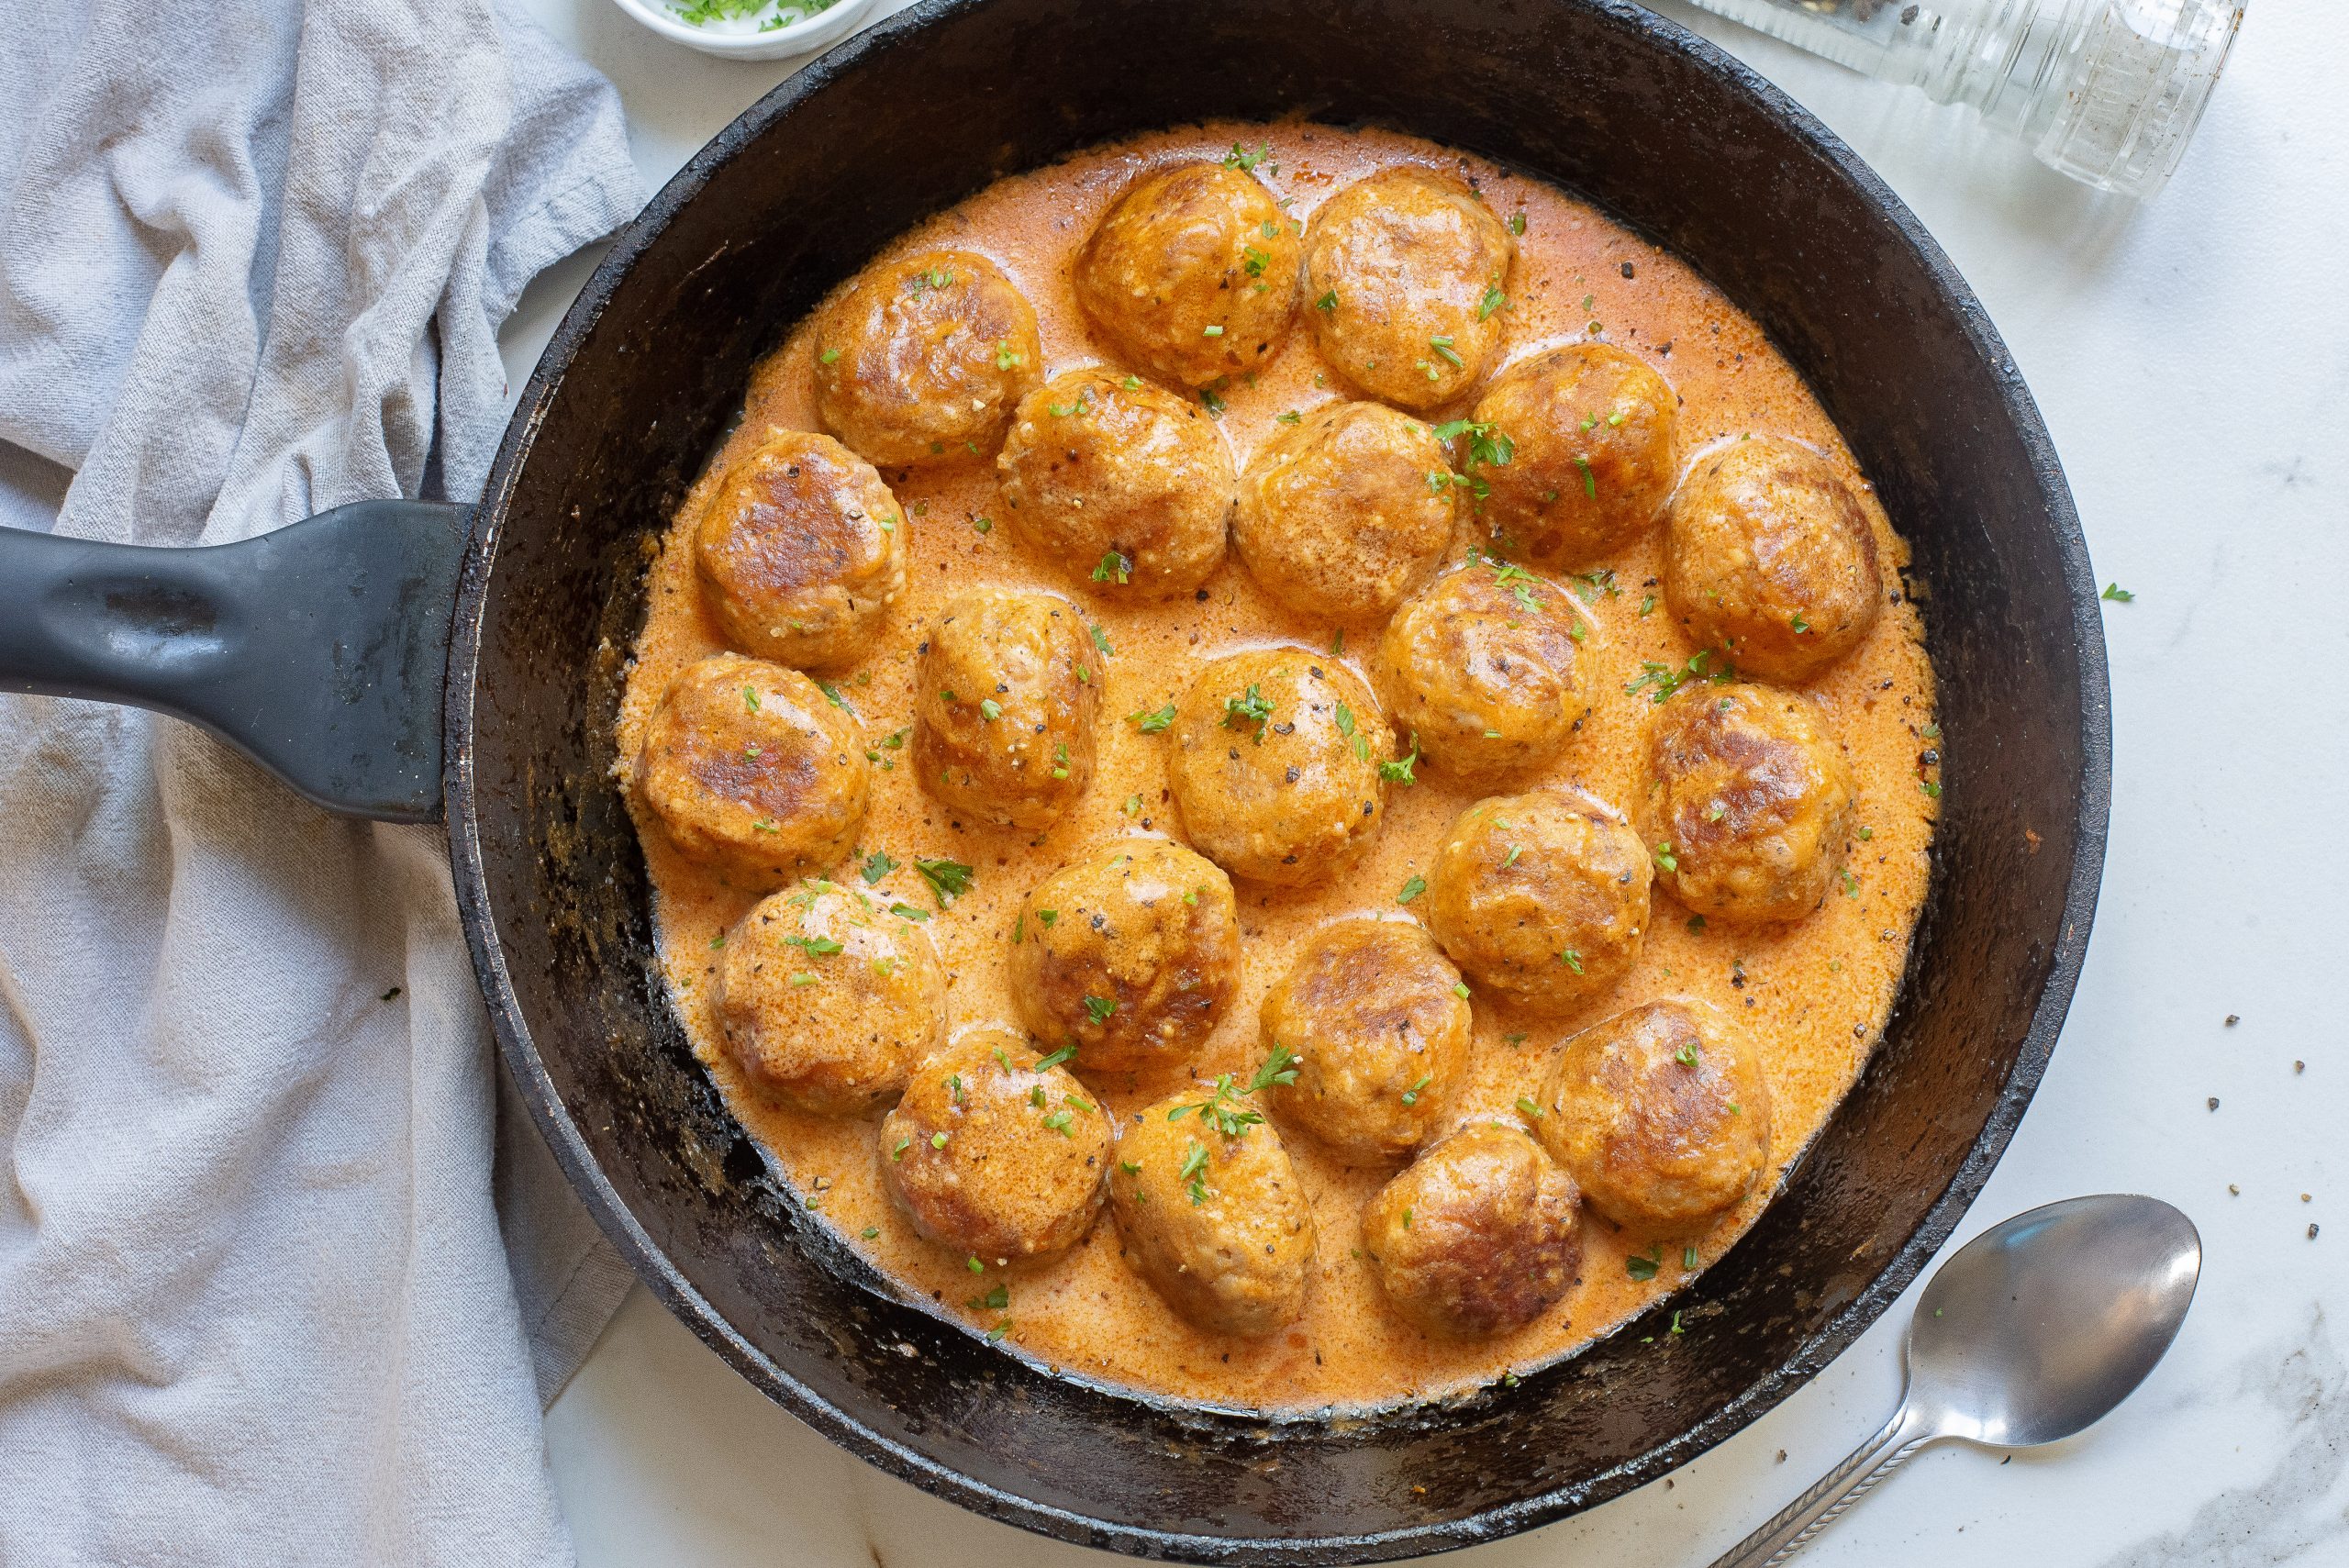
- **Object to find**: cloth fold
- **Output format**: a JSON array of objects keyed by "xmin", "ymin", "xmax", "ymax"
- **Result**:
[{"xmin": 0, "ymin": 0, "xmax": 644, "ymax": 1560}]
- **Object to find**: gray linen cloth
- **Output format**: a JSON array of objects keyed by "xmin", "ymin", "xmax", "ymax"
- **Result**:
[{"xmin": 0, "ymin": 0, "xmax": 644, "ymax": 1560}]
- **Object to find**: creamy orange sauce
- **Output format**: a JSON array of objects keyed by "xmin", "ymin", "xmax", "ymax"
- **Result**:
[{"xmin": 617, "ymin": 122, "xmax": 1937, "ymax": 1413}]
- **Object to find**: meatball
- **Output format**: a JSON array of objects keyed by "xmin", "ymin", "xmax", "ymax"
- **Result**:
[
  {"xmin": 879, "ymin": 1027, "xmax": 1111, "ymax": 1262},
  {"xmin": 1008, "ymin": 839, "xmax": 1241, "ymax": 1074},
  {"xmin": 811, "ymin": 248, "xmax": 1043, "ymax": 468},
  {"xmin": 1360, "ymin": 1122, "xmax": 1584, "ymax": 1338},
  {"xmin": 633, "ymin": 653, "xmax": 867, "ymax": 888},
  {"xmin": 1375, "ymin": 559, "xmax": 1594, "ymax": 784},
  {"xmin": 1260, "ymin": 917, "xmax": 1472, "ymax": 1164},
  {"xmin": 996, "ymin": 368, "xmax": 1234, "ymax": 597},
  {"xmin": 1301, "ymin": 166, "xmax": 1517, "ymax": 413},
  {"xmin": 1108, "ymin": 1086, "xmax": 1316, "ymax": 1335},
  {"xmin": 1468, "ymin": 343, "xmax": 1679, "ymax": 570},
  {"xmin": 693, "ymin": 430, "xmax": 907, "ymax": 670},
  {"xmin": 1424, "ymin": 788, "xmax": 1650, "ymax": 1014},
  {"xmin": 1540, "ymin": 999, "xmax": 1772, "ymax": 1230},
  {"xmin": 1664, "ymin": 437, "xmax": 1883, "ymax": 682},
  {"xmin": 1073, "ymin": 161, "xmax": 1301, "ymax": 388},
  {"xmin": 1167, "ymin": 650, "xmax": 1394, "ymax": 886},
  {"xmin": 1649, "ymin": 683, "xmax": 1855, "ymax": 924},
  {"xmin": 1232, "ymin": 401, "xmax": 1458, "ymax": 622},
  {"xmin": 913, "ymin": 588, "xmax": 1102, "ymax": 830},
  {"xmin": 714, "ymin": 882, "xmax": 943, "ymax": 1115}
]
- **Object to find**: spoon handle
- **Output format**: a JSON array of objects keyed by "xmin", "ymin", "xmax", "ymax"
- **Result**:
[{"xmin": 1708, "ymin": 1404, "xmax": 1935, "ymax": 1568}]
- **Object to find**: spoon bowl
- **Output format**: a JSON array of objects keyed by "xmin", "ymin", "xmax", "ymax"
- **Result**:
[
  {"xmin": 1716, "ymin": 1194, "xmax": 2201, "ymax": 1567},
  {"xmin": 1909, "ymin": 1194, "xmax": 2202, "ymax": 1448}
]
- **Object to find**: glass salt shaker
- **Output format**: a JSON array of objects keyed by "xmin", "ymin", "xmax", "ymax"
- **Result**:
[{"xmin": 1675, "ymin": 0, "xmax": 2244, "ymax": 196}]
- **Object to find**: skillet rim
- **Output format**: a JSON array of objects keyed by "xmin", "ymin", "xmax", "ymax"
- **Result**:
[{"xmin": 444, "ymin": 0, "xmax": 2114, "ymax": 1555}]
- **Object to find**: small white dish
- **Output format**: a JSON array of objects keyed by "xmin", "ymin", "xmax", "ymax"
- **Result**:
[{"xmin": 607, "ymin": 0, "xmax": 877, "ymax": 62}]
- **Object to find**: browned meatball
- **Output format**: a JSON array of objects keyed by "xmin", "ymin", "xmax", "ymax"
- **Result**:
[
  {"xmin": 996, "ymin": 368, "xmax": 1234, "ymax": 597},
  {"xmin": 812, "ymin": 249, "xmax": 1043, "ymax": 468},
  {"xmin": 1108, "ymin": 1084, "xmax": 1316, "ymax": 1335},
  {"xmin": 694, "ymin": 430, "xmax": 907, "ymax": 671},
  {"xmin": 879, "ymin": 1027, "xmax": 1110, "ymax": 1263},
  {"xmin": 1073, "ymin": 161, "xmax": 1301, "ymax": 389},
  {"xmin": 1664, "ymin": 437, "xmax": 1883, "ymax": 682},
  {"xmin": 1375, "ymin": 559, "xmax": 1594, "ymax": 784},
  {"xmin": 1232, "ymin": 401, "xmax": 1458, "ymax": 622},
  {"xmin": 1425, "ymin": 788, "xmax": 1650, "ymax": 1014},
  {"xmin": 1302, "ymin": 167, "xmax": 1517, "ymax": 413},
  {"xmin": 1649, "ymin": 683, "xmax": 1855, "ymax": 924},
  {"xmin": 1008, "ymin": 840, "xmax": 1241, "ymax": 1074},
  {"xmin": 714, "ymin": 883, "xmax": 942, "ymax": 1115},
  {"xmin": 1260, "ymin": 918, "xmax": 1472, "ymax": 1164},
  {"xmin": 913, "ymin": 588, "xmax": 1102, "ymax": 830},
  {"xmin": 1540, "ymin": 1000, "xmax": 1771, "ymax": 1230},
  {"xmin": 1467, "ymin": 344, "xmax": 1679, "ymax": 570},
  {"xmin": 1360, "ymin": 1122, "xmax": 1583, "ymax": 1338},
  {"xmin": 633, "ymin": 653, "xmax": 867, "ymax": 888},
  {"xmin": 1167, "ymin": 649, "xmax": 1394, "ymax": 886}
]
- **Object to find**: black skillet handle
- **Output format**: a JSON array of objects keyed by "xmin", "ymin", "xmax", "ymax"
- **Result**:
[{"xmin": 0, "ymin": 501, "xmax": 469, "ymax": 824}]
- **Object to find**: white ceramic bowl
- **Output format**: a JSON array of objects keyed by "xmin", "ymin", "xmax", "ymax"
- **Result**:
[{"xmin": 607, "ymin": 0, "xmax": 878, "ymax": 62}]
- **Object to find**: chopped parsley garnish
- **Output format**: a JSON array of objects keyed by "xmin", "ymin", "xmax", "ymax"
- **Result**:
[
  {"xmin": 1515, "ymin": 1095, "xmax": 1544, "ymax": 1119},
  {"xmin": 818, "ymin": 348, "xmax": 841, "ymax": 364},
  {"xmin": 782, "ymin": 934, "xmax": 843, "ymax": 958},
  {"xmin": 1128, "ymin": 702, "xmax": 1175, "ymax": 735},
  {"xmin": 1275, "ymin": 409, "xmax": 1302, "ymax": 425},
  {"xmin": 1178, "ymin": 1140, "xmax": 1211, "ymax": 1206},
  {"xmin": 1432, "ymin": 417, "xmax": 1516, "ymax": 473},
  {"xmin": 888, "ymin": 903, "xmax": 930, "ymax": 921},
  {"xmin": 1506, "ymin": 212, "xmax": 1527, "ymax": 236},
  {"xmin": 1042, "ymin": 1110, "xmax": 1076, "ymax": 1138},
  {"xmin": 1246, "ymin": 1043, "xmax": 1301, "ymax": 1095},
  {"xmin": 993, "ymin": 342, "xmax": 1022, "ymax": 371},
  {"xmin": 1624, "ymin": 648, "xmax": 1734, "ymax": 703},
  {"xmin": 1035, "ymin": 1043, "xmax": 1078, "ymax": 1071},
  {"xmin": 1222, "ymin": 683, "xmax": 1275, "ymax": 741},
  {"xmin": 1379, "ymin": 734, "xmax": 1420, "ymax": 785},
  {"xmin": 1626, "ymin": 1248, "xmax": 1662, "ymax": 1282},
  {"xmin": 1090, "ymin": 623, "xmax": 1114, "ymax": 658},
  {"xmin": 1315, "ymin": 289, "xmax": 1338, "ymax": 314},
  {"xmin": 741, "ymin": 686, "xmax": 761, "ymax": 712},
  {"xmin": 1083, "ymin": 995, "xmax": 1118, "ymax": 1025},
  {"xmin": 1477, "ymin": 284, "xmax": 1507, "ymax": 321},
  {"xmin": 978, "ymin": 698, "xmax": 1003, "ymax": 721},
  {"xmin": 971, "ymin": 1284, "xmax": 1010, "ymax": 1311},
  {"xmin": 1202, "ymin": 324, "xmax": 1225, "ymax": 338},
  {"xmin": 1397, "ymin": 874, "xmax": 1427, "ymax": 904},
  {"xmin": 1222, "ymin": 140, "xmax": 1275, "ymax": 172},
  {"xmin": 860, "ymin": 850, "xmax": 896, "ymax": 885},
  {"xmin": 1653, "ymin": 842, "xmax": 1679, "ymax": 873},
  {"xmin": 1091, "ymin": 550, "xmax": 1132, "ymax": 585},
  {"xmin": 1560, "ymin": 948, "xmax": 1584, "ymax": 973},
  {"xmin": 1675, "ymin": 1040, "xmax": 1702, "ymax": 1067},
  {"xmin": 1400, "ymin": 1073, "xmax": 1433, "ymax": 1106},
  {"xmin": 1790, "ymin": 610, "xmax": 1812, "ymax": 634},
  {"xmin": 1429, "ymin": 335, "xmax": 1464, "ymax": 369},
  {"xmin": 915, "ymin": 858, "xmax": 974, "ymax": 907}
]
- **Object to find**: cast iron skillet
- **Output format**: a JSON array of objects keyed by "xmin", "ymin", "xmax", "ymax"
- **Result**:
[{"xmin": 0, "ymin": 0, "xmax": 2110, "ymax": 1556}]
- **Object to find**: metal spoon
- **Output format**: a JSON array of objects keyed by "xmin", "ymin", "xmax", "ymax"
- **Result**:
[{"xmin": 1712, "ymin": 1194, "xmax": 2201, "ymax": 1567}]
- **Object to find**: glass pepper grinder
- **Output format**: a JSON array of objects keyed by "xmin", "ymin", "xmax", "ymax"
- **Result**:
[{"xmin": 1674, "ymin": 0, "xmax": 2245, "ymax": 196}]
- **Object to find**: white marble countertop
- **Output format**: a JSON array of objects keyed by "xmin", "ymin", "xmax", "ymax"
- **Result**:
[{"xmin": 498, "ymin": 2, "xmax": 2349, "ymax": 1561}]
